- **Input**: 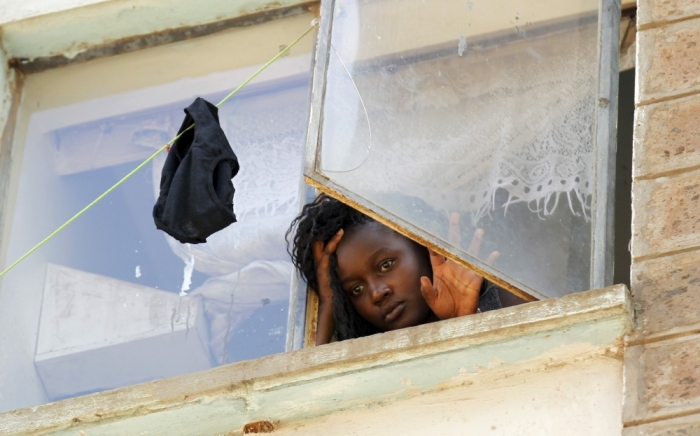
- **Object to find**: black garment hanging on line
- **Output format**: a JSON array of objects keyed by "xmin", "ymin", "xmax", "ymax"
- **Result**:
[{"xmin": 153, "ymin": 97, "xmax": 239, "ymax": 244}]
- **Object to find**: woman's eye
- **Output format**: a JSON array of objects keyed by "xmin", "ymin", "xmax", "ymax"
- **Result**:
[
  {"xmin": 379, "ymin": 260, "xmax": 394, "ymax": 273},
  {"xmin": 351, "ymin": 285, "xmax": 365, "ymax": 296}
]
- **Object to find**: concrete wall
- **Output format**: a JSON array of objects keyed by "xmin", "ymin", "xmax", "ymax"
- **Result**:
[
  {"xmin": 624, "ymin": 0, "xmax": 700, "ymax": 433},
  {"xmin": 275, "ymin": 357, "xmax": 623, "ymax": 436}
]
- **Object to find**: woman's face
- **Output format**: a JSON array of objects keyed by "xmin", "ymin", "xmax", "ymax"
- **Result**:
[{"xmin": 335, "ymin": 221, "xmax": 434, "ymax": 331}]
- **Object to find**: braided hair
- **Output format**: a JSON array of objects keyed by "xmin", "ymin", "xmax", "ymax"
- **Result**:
[{"xmin": 286, "ymin": 194, "xmax": 380, "ymax": 340}]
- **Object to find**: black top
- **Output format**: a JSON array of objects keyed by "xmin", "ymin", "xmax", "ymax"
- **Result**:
[
  {"xmin": 153, "ymin": 98, "xmax": 239, "ymax": 244},
  {"xmin": 478, "ymin": 280, "xmax": 503, "ymax": 312}
]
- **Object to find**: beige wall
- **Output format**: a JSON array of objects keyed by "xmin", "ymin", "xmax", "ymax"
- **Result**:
[
  {"xmin": 275, "ymin": 357, "xmax": 623, "ymax": 436},
  {"xmin": 624, "ymin": 0, "xmax": 700, "ymax": 433}
]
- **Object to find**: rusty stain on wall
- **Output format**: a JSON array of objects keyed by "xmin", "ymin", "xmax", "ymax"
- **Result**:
[{"xmin": 243, "ymin": 420, "xmax": 276, "ymax": 433}]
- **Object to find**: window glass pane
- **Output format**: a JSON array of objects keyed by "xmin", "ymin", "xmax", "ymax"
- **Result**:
[
  {"xmin": 0, "ymin": 24, "xmax": 312, "ymax": 411},
  {"xmin": 316, "ymin": 0, "xmax": 600, "ymax": 298}
]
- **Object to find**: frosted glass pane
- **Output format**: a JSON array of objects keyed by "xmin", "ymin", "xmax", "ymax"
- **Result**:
[
  {"xmin": 318, "ymin": 0, "xmax": 599, "ymax": 297},
  {"xmin": 0, "ymin": 61, "xmax": 310, "ymax": 411}
]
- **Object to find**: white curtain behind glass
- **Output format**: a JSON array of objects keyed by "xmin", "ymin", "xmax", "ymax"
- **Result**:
[{"xmin": 153, "ymin": 95, "xmax": 307, "ymax": 364}]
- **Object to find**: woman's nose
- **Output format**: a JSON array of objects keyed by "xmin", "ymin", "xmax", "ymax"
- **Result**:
[{"xmin": 369, "ymin": 281, "xmax": 391, "ymax": 304}]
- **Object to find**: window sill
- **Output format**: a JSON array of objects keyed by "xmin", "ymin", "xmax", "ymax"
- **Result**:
[{"xmin": 0, "ymin": 285, "xmax": 633, "ymax": 435}]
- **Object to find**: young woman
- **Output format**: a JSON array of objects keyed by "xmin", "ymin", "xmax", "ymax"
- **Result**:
[{"xmin": 286, "ymin": 194, "xmax": 509, "ymax": 345}]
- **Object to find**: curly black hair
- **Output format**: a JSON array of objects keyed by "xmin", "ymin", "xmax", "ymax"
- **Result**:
[{"xmin": 285, "ymin": 194, "xmax": 380, "ymax": 340}]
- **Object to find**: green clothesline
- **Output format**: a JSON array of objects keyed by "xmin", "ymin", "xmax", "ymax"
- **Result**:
[{"xmin": 0, "ymin": 21, "xmax": 318, "ymax": 279}]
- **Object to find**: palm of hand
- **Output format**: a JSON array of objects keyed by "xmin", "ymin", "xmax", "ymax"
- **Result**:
[
  {"xmin": 422, "ymin": 255, "xmax": 483, "ymax": 319},
  {"xmin": 313, "ymin": 230, "xmax": 344, "ymax": 304},
  {"xmin": 420, "ymin": 216, "xmax": 499, "ymax": 320}
]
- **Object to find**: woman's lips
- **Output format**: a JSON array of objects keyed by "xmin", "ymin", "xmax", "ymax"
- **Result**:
[{"xmin": 384, "ymin": 302, "xmax": 405, "ymax": 323}]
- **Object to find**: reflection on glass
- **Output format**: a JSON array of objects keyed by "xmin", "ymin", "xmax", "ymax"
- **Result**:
[
  {"xmin": 0, "ymin": 72, "xmax": 310, "ymax": 410},
  {"xmin": 319, "ymin": 0, "xmax": 598, "ymax": 298}
]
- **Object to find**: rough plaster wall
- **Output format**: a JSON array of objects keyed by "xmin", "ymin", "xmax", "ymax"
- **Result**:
[{"xmin": 278, "ymin": 358, "xmax": 623, "ymax": 436}]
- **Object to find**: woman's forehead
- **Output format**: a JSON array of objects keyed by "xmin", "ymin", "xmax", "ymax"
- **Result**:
[
  {"xmin": 344, "ymin": 221, "xmax": 391, "ymax": 240},
  {"xmin": 337, "ymin": 222, "xmax": 403, "ymax": 256}
]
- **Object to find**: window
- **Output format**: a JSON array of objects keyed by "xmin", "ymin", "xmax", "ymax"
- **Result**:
[
  {"xmin": 0, "ymin": 16, "xmax": 314, "ymax": 411},
  {"xmin": 304, "ymin": 0, "xmax": 620, "ymax": 301},
  {"xmin": 0, "ymin": 0, "xmax": 627, "ymax": 417}
]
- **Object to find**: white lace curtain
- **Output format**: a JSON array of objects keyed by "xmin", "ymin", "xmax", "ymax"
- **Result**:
[{"xmin": 321, "ymin": 3, "xmax": 598, "ymax": 226}]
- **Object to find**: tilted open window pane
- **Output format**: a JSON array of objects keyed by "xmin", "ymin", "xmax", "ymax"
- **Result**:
[
  {"xmin": 0, "ymin": 21, "xmax": 313, "ymax": 412},
  {"xmin": 305, "ymin": 0, "xmax": 619, "ymax": 299}
]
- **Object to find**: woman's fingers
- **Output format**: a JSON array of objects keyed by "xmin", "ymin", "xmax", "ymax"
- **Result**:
[
  {"xmin": 420, "ymin": 276, "xmax": 437, "ymax": 305},
  {"xmin": 313, "ymin": 230, "xmax": 343, "ymax": 302},
  {"xmin": 485, "ymin": 251, "xmax": 500, "ymax": 266},
  {"xmin": 448, "ymin": 212, "xmax": 461, "ymax": 247},
  {"xmin": 325, "ymin": 229, "xmax": 344, "ymax": 254},
  {"xmin": 428, "ymin": 248, "xmax": 447, "ymax": 269},
  {"xmin": 312, "ymin": 229, "xmax": 344, "ymax": 262},
  {"xmin": 467, "ymin": 228, "xmax": 484, "ymax": 257}
]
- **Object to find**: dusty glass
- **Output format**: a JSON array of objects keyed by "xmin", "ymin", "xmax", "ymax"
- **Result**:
[
  {"xmin": 312, "ymin": 0, "xmax": 607, "ymax": 298},
  {"xmin": 0, "ymin": 24, "xmax": 313, "ymax": 412}
]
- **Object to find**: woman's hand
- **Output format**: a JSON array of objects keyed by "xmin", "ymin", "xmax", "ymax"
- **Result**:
[
  {"xmin": 420, "ymin": 214, "xmax": 499, "ymax": 320},
  {"xmin": 312, "ymin": 229, "xmax": 344, "ymax": 304},
  {"xmin": 312, "ymin": 229, "xmax": 344, "ymax": 345}
]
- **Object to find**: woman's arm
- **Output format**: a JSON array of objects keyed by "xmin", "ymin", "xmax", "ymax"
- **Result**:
[
  {"xmin": 312, "ymin": 229, "xmax": 344, "ymax": 346},
  {"xmin": 315, "ymin": 297, "xmax": 335, "ymax": 346}
]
